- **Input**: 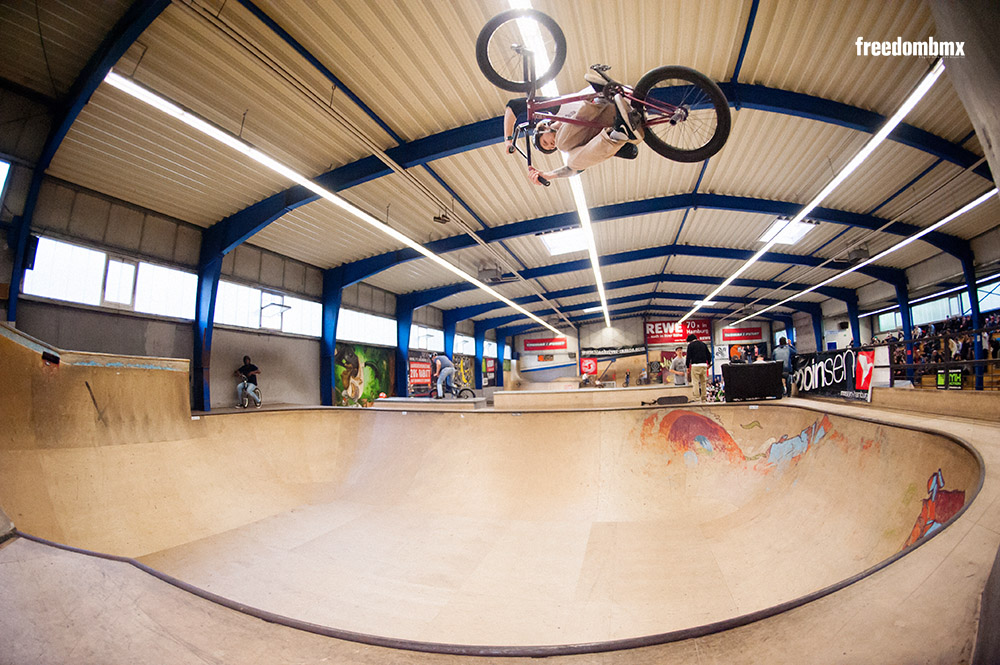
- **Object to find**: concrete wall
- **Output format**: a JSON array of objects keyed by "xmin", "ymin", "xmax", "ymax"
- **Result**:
[{"xmin": 15, "ymin": 299, "xmax": 321, "ymax": 409}]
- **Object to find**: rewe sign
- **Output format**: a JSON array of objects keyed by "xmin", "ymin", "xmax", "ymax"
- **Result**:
[{"xmin": 645, "ymin": 319, "xmax": 711, "ymax": 345}]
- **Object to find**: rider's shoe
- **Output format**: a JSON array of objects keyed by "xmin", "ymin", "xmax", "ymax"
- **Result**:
[
  {"xmin": 613, "ymin": 93, "xmax": 639, "ymax": 141},
  {"xmin": 585, "ymin": 67, "xmax": 609, "ymax": 87},
  {"xmin": 614, "ymin": 142, "xmax": 639, "ymax": 160},
  {"xmin": 254, "ymin": 401, "xmax": 262, "ymax": 409}
]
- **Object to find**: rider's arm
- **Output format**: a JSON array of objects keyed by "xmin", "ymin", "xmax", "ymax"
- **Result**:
[
  {"xmin": 503, "ymin": 105, "xmax": 517, "ymax": 151},
  {"xmin": 528, "ymin": 165, "xmax": 580, "ymax": 185}
]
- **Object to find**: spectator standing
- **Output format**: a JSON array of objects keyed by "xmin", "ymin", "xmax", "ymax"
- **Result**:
[{"xmin": 685, "ymin": 334, "xmax": 711, "ymax": 402}]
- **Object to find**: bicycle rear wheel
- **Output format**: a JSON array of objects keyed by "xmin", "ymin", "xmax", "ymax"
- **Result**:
[
  {"xmin": 632, "ymin": 66, "xmax": 731, "ymax": 162},
  {"xmin": 476, "ymin": 9, "xmax": 566, "ymax": 93},
  {"xmin": 457, "ymin": 388, "xmax": 476, "ymax": 399}
]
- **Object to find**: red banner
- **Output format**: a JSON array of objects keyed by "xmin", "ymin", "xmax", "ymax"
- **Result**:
[
  {"xmin": 409, "ymin": 360, "xmax": 432, "ymax": 385},
  {"xmin": 855, "ymin": 351, "xmax": 875, "ymax": 390},
  {"xmin": 523, "ymin": 337, "xmax": 568, "ymax": 352},
  {"xmin": 645, "ymin": 319, "xmax": 711, "ymax": 345},
  {"xmin": 721, "ymin": 326, "xmax": 762, "ymax": 342},
  {"xmin": 580, "ymin": 358, "xmax": 598, "ymax": 375}
]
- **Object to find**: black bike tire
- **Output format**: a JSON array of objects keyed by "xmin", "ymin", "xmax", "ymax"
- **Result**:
[
  {"xmin": 633, "ymin": 65, "xmax": 731, "ymax": 163},
  {"xmin": 457, "ymin": 388, "xmax": 476, "ymax": 399},
  {"xmin": 475, "ymin": 9, "xmax": 567, "ymax": 93},
  {"xmin": 252, "ymin": 386, "xmax": 262, "ymax": 407}
]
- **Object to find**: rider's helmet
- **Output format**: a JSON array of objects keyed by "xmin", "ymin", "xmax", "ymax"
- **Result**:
[{"xmin": 532, "ymin": 120, "xmax": 558, "ymax": 154}]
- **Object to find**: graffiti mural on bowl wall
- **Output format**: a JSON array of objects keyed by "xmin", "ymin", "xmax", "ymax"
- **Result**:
[
  {"xmin": 639, "ymin": 410, "xmax": 965, "ymax": 552},
  {"xmin": 904, "ymin": 469, "xmax": 965, "ymax": 548}
]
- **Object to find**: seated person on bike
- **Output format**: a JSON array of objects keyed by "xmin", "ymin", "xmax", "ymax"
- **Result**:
[
  {"xmin": 503, "ymin": 67, "xmax": 642, "ymax": 186},
  {"xmin": 430, "ymin": 353, "xmax": 455, "ymax": 399},
  {"xmin": 236, "ymin": 355, "xmax": 261, "ymax": 408}
]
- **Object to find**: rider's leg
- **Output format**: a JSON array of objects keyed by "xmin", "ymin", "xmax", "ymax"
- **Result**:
[
  {"xmin": 441, "ymin": 367, "xmax": 455, "ymax": 397},
  {"xmin": 250, "ymin": 382, "xmax": 261, "ymax": 406},
  {"xmin": 236, "ymin": 381, "xmax": 244, "ymax": 407},
  {"xmin": 436, "ymin": 373, "xmax": 445, "ymax": 399}
]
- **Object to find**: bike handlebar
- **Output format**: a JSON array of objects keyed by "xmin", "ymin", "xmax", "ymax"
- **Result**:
[
  {"xmin": 507, "ymin": 143, "xmax": 517, "ymax": 154},
  {"xmin": 538, "ymin": 175, "xmax": 550, "ymax": 187}
]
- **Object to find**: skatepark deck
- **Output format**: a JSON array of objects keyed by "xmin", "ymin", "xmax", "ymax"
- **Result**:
[{"xmin": 1, "ymin": 323, "xmax": 999, "ymax": 663}]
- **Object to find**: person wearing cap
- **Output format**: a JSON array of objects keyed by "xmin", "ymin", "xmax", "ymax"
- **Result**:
[
  {"xmin": 669, "ymin": 347, "xmax": 688, "ymax": 386},
  {"xmin": 685, "ymin": 334, "xmax": 711, "ymax": 402},
  {"xmin": 430, "ymin": 352, "xmax": 455, "ymax": 399},
  {"xmin": 502, "ymin": 66, "xmax": 642, "ymax": 185}
]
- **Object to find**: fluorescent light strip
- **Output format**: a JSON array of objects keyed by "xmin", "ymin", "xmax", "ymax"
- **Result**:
[
  {"xmin": 509, "ymin": 0, "xmax": 610, "ymax": 327},
  {"xmin": 678, "ymin": 59, "xmax": 946, "ymax": 324},
  {"xmin": 860, "ymin": 273, "xmax": 1000, "ymax": 318},
  {"xmin": 733, "ymin": 188, "xmax": 998, "ymax": 324},
  {"xmin": 104, "ymin": 72, "xmax": 561, "ymax": 336}
]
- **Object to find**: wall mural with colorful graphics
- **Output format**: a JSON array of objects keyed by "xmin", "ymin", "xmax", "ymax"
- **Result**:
[
  {"xmin": 638, "ymin": 409, "xmax": 970, "ymax": 553},
  {"xmin": 334, "ymin": 343, "xmax": 394, "ymax": 406}
]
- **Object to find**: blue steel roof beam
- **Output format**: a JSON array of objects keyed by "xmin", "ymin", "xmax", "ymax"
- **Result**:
[
  {"xmin": 207, "ymin": 73, "xmax": 986, "ymax": 267},
  {"xmin": 7, "ymin": 0, "xmax": 170, "ymax": 323},
  {"xmin": 328, "ymin": 192, "xmax": 942, "ymax": 288}
]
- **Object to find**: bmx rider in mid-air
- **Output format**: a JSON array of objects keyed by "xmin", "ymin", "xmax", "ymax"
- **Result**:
[{"xmin": 503, "ymin": 67, "xmax": 643, "ymax": 185}]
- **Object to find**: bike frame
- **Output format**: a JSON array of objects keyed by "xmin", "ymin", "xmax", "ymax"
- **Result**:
[{"xmin": 511, "ymin": 49, "xmax": 688, "ymax": 164}]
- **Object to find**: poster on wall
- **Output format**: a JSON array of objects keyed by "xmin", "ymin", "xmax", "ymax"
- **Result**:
[
  {"xmin": 793, "ymin": 348, "xmax": 875, "ymax": 401},
  {"xmin": 335, "ymin": 343, "xmax": 394, "ymax": 406},
  {"xmin": 522, "ymin": 337, "xmax": 568, "ymax": 352},
  {"xmin": 454, "ymin": 354, "xmax": 475, "ymax": 388},
  {"xmin": 580, "ymin": 345, "xmax": 645, "ymax": 358},
  {"xmin": 645, "ymin": 318, "xmax": 711, "ymax": 345},
  {"xmin": 482, "ymin": 357, "xmax": 497, "ymax": 387},
  {"xmin": 721, "ymin": 326, "xmax": 763, "ymax": 342},
  {"xmin": 580, "ymin": 358, "xmax": 598, "ymax": 375},
  {"xmin": 729, "ymin": 342, "xmax": 768, "ymax": 363}
]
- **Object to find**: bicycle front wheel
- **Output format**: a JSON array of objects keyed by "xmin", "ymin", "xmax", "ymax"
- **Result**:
[
  {"xmin": 457, "ymin": 388, "xmax": 476, "ymax": 399},
  {"xmin": 252, "ymin": 386, "xmax": 262, "ymax": 408},
  {"xmin": 633, "ymin": 66, "xmax": 731, "ymax": 162},
  {"xmin": 476, "ymin": 9, "xmax": 566, "ymax": 93}
]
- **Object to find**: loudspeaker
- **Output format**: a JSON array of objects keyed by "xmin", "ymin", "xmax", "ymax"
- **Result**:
[{"xmin": 838, "ymin": 321, "xmax": 850, "ymax": 330}]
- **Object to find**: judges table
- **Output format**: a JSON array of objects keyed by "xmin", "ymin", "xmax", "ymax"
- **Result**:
[{"xmin": 722, "ymin": 361, "xmax": 784, "ymax": 401}]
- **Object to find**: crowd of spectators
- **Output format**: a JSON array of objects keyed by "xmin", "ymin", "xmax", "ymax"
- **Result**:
[{"xmin": 873, "ymin": 313, "xmax": 1000, "ymax": 382}]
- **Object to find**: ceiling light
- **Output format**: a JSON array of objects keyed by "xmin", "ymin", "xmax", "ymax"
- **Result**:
[
  {"xmin": 678, "ymin": 59, "xmax": 946, "ymax": 324},
  {"xmin": 734, "ymin": 188, "xmax": 998, "ymax": 324},
  {"xmin": 758, "ymin": 218, "xmax": 817, "ymax": 245},
  {"xmin": 508, "ymin": 0, "xmax": 610, "ymax": 327},
  {"xmin": 538, "ymin": 228, "xmax": 588, "ymax": 256},
  {"xmin": 104, "ymin": 71, "xmax": 563, "ymax": 336},
  {"xmin": 582, "ymin": 305, "xmax": 603, "ymax": 313}
]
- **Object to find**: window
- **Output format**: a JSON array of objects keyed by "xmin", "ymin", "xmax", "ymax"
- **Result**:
[
  {"xmin": 215, "ymin": 281, "xmax": 321, "ymax": 336},
  {"xmin": 0, "ymin": 159, "xmax": 11, "ymax": 209},
  {"xmin": 215, "ymin": 281, "xmax": 262, "ymax": 329},
  {"xmin": 282, "ymin": 296, "xmax": 321, "ymax": 336},
  {"xmin": 338, "ymin": 308, "xmax": 396, "ymax": 346},
  {"xmin": 134, "ymin": 262, "xmax": 197, "ymax": 319},
  {"xmin": 411, "ymin": 324, "xmax": 444, "ymax": 352},
  {"xmin": 455, "ymin": 334, "xmax": 475, "ymax": 356},
  {"xmin": 103, "ymin": 259, "xmax": 136, "ymax": 306},
  {"xmin": 484, "ymin": 340, "xmax": 498, "ymax": 358},
  {"xmin": 23, "ymin": 237, "xmax": 106, "ymax": 306}
]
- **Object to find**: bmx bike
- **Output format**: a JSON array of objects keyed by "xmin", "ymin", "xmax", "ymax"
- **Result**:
[
  {"xmin": 476, "ymin": 9, "xmax": 731, "ymax": 183},
  {"xmin": 414, "ymin": 381, "xmax": 476, "ymax": 400},
  {"xmin": 237, "ymin": 377, "xmax": 262, "ymax": 409}
]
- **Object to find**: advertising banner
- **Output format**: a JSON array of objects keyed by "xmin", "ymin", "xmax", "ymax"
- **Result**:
[
  {"xmin": 523, "ymin": 337, "xmax": 568, "ymax": 352},
  {"xmin": 793, "ymin": 348, "xmax": 874, "ymax": 400},
  {"xmin": 483, "ymin": 357, "xmax": 497, "ymax": 387},
  {"xmin": 409, "ymin": 360, "xmax": 432, "ymax": 386},
  {"xmin": 580, "ymin": 345, "xmax": 646, "ymax": 358},
  {"xmin": 721, "ymin": 326, "xmax": 763, "ymax": 342},
  {"xmin": 580, "ymin": 358, "xmax": 598, "ymax": 375},
  {"xmin": 645, "ymin": 318, "xmax": 711, "ymax": 345}
]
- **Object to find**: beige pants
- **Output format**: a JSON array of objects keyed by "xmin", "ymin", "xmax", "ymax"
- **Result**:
[
  {"xmin": 690, "ymin": 365, "xmax": 708, "ymax": 401},
  {"xmin": 554, "ymin": 100, "xmax": 633, "ymax": 171}
]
